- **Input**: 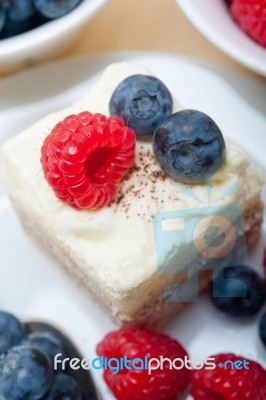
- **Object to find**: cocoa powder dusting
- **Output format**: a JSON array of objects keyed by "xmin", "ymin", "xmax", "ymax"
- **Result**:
[{"xmin": 112, "ymin": 144, "xmax": 172, "ymax": 219}]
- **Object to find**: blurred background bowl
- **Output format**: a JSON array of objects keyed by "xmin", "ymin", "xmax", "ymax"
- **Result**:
[
  {"xmin": 0, "ymin": 0, "xmax": 107, "ymax": 73},
  {"xmin": 177, "ymin": 0, "xmax": 266, "ymax": 76}
]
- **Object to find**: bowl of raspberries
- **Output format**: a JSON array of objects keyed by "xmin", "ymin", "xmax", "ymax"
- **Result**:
[
  {"xmin": 177, "ymin": 0, "xmax": 266, "ymax": 76},
  {"xmin": 0, "ymin": 0, "xmax": 107, "ymax": 72}
]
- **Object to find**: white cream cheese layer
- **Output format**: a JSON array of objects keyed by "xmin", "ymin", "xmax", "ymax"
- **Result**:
[{"xmin": 2, "ymin": 63, "xmax": 264, "ymax": 295}]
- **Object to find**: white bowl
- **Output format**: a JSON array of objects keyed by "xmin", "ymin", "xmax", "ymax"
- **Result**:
[
  {"xmin": 0, "ymin": 0, "xmax": 107, "ymax": 72},
  {"xmin": 177, "ymin": 0, "xmax": 266, "ymax": 76}
]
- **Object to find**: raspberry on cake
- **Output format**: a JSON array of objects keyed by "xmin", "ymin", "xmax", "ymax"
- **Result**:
[
  {"xmin": 41, "ymin": 112, "xmax": 136, "ymax": 209},
  {"xmin": 1, "ymin": 63, "xmax": 264, "ymax": 328}
]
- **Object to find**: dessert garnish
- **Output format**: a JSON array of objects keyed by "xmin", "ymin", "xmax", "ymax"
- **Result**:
[
  {"xmin": 109, "ymin": 75, "xmax": 226, "ymax": 183},
  {"xmin": 210, "ymin": 265, "xmax": 265, "ymax": 318},
  {"xmin": 41, "ymin": 112, "xmax": 136, "ymax": 209},
  {"xmin": 152, "ymin": 109, "xmax": 225, "ymax": 183},
  {"xmin": 191, "ymin": 353, "xmax": 266, "ymax": 399},
  {"xmin": 96, "ymin": 328, "xmax": 189, "ymax": 400},
  {"xmin": 109, "ymin": 74, "xmax": 173, "ymax": 136}
]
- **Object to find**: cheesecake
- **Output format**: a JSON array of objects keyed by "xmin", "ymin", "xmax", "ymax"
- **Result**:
[{"xmin": 2, "ymin": 63, "xmax": 264, "ymax": 328}]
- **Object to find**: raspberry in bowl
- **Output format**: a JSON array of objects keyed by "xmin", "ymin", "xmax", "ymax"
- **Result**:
[
  {"xmin": 1, "ymin": 62, "xmax": 264, "ymax": 329},
  {"xmin": 230, "ymin": 0, "xmax": 266, "ymax": 49},
  {"xmin": 177, "ymin": 0, "xmax": 266, "ymax": 75}
]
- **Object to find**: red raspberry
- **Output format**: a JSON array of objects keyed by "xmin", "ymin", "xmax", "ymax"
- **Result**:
[
  {"xmin": 41, "ymin": 112, "xmax": 136, "ymax": 209},
  {"xmin": 191, "ymin": 353, "xmax": 266, "ymax": 400},
  {"xmin": 231, "ymin": 0, "xmax": 266, "ymax": 47},
  {"xmin": 96, "ymin": 328, "xmax": 190, "ymax": 400}
]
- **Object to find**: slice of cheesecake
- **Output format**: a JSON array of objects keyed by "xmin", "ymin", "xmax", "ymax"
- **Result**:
[{"xmin": 2, "ymin": 63, "xmax": 264, "ymax": 328}]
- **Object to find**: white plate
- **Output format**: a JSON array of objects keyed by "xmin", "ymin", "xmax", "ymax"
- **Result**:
[
  {"xmin": 177, "ymin": 0, "xmax": 266, "ymax": 76},
  {"xmin": 0, "ymin": 53, "xmax": 265, "ymax": 400}
]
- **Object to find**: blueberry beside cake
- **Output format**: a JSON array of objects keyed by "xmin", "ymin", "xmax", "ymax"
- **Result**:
[
  {"xmin": 0, "ymin": 310, "xmax": 97, "ymax": 399},
  {"xmin": 2, "ymin": 63, "xmax": 264, "ymax": 328}
]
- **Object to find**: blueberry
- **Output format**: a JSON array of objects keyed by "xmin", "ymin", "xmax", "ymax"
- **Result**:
[
  {"xmin": 33, "ymin": 0, "xmax": 82, "ymax": 19},
  {"xmin": 0, "ymin": 0, "xmax": 36, "ymax": 39},
  {"xmin": 109, "ymin": 74, "xmax": 173, "ymax": 136},
  {"xmin": 23, "ymin": 331, "xmax": 66, "ymax": 372},
  {"xmin": 0, "ymin": 345, "xmax": 53, "ymax": 400},
  {"xmin": 259, "ymin": 312, "xmax": 266, "ymax": 349},
  {"xmin": 152, "ymin": 109, "xmax": 225, "ymax": 183},
  {"xmin": 0, "ymin": 311, "xmax": 25, "ymax": 355},
  {"xmin": 5, "ymin": 0, "xmax": 35, "ymax": 22},
  {"xmin": 0, "ymin": 4, "xmax": 6, "ymax": 34},
  {"xmin": 211, "ymin": 266, "xmax": 266, "ymax": 318},
  {"xmin": 0, "ymin": 0, "xmax": 82, "ymax": 39},
  {"xmin": 44, "ymin": 373, "xmax": 82, "ymax": 400}
]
